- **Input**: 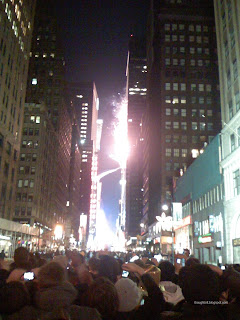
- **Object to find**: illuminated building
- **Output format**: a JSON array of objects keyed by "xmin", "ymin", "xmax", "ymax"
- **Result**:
[
  {"xmin": 126, "ymin": 36, "xmax": 147, "ymax": 238},
  {"xmin": 16, "ymin": 0, "xmax": 72, "ymax": 232},
  {"xmin": 0, "ymin": 0, "xmax": 36, "ymax": 220},
  {"xmin": 142, "ymin": 0, "xmax": 221, "ymax": 248},
  {"xmin": 66, "ymin": 82, "xmax": 99, "ymax": 247},
  {"xmin": 214, "ymin": 0, "xmax": 240, "ymax": 263},
  {"xmin": 174, "ymin": 135, "xmax": 225, "ymax": 265}
]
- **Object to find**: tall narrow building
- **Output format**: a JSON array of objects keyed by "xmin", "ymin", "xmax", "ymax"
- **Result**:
[
  {"xmin": 66, "ymin": 82, "xmax": 99, "ymax": 246},
  {"xmin": 0, "ymin": 0, "xmax": 36, "ymax": 220},
  {"xmin": 214, "ymin": 0, "xmax": 240, "ymax": 263},
  {"xmin": 126, "ymin": 36, "xmax": 147, "ymax": 238},
  {"xmin": 14, "ymin": 0, "xmax": 71, "ymax": 232},
  {"xmin": 142, "ymin": 0, "xmax": 221, "ymax": 251}
]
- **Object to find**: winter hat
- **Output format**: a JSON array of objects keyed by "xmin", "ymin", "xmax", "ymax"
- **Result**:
[
  {"xmin": 115, "ymin": 278, "xmax": 142, "ymax": 312},
  {"xmin": 38, "ymin": 262, "xmax": 66, "ymax": 287}
]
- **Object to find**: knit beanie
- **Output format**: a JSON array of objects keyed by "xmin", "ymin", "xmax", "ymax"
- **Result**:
[{"xmin": 115, "ymin": 278, "xmax": 142, "ymax": 312}]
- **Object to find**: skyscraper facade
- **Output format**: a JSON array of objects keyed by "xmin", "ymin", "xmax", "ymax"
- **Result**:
[
  {"xmin": 126, "ymin": 36, "xmax": 147, "ymax": 237},
  {"xmin": 66, "ymin": 82, "xmax": 99, "ymax": 246},
  {"xmin": 16, "ymin": 0, "xmax": 72, "ymax": 232},
  {"xmin": 142, "ymin": 0, "xmax": 221, "ymax": 244},
  {"xmin": 214, "ymin": 0, "xmax": 240, "ymax": 263},
  {"xmin": 0, "ymin": 0, "xmax": 36, "ymax": 220}
]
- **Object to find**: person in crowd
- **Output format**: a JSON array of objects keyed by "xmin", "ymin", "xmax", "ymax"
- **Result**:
[
  {"xmin": 97, "ymin": 255, "xmax": 121, "ymax": 284},
  {"xmin": 7, "ymin": 247, "xmax": 32, "ymax": 282},
  {"xmin": 185, "ymin": 257, "xmax": 200, "ymax": 267},
  {"xmin": 87, "ymin": 277, "xmax": 119, "ymax": 320},
  {"xmin": 115, "ymin": 262, "xmax": 166, "ymax": 320},
  {"xmin": 176, "ymin": 263, "xmax": 240, "ymax": 319},
  {"xmin": 158, "ymin": 261, "xmax": 184, "ymax": 306}
]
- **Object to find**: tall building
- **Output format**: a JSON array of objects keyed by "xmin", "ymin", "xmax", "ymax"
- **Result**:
[
  {"xmin": 15, "ymin": 0, "xmax": 72, "ymax": 233},
  {"xmin": 14, "ymin": 103, "xmax": 57, "ymax": 228},
  {"xmin": 126, "ymin": 36, "xmax": 147, "ymax": 237},
  {"xmin": 142, "ymin": 0, "xmax": 221, "ymax": 251},
  {"xmin": 0, "ymin": 0, "xmax": 36, "ymax": 220},
  {"xmin": 66, "ymin": 82, "xmax": 99, "ymax": 246},
  {"xmin": 214, "ymin": 0, "xmax": 240, "ymax": 263}
]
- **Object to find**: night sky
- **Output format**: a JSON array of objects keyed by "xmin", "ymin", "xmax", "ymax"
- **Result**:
[{"xmin": 57, "ymin": 0, "xmax": 149, "ymax": 231}]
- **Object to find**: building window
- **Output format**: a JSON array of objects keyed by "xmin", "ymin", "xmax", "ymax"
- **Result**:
[
  {"xmin": 191, "ymin": 84, "xmax": 196, "ymax": 91},
  {"xmin": 181, "ymin": 122, "xmax": 187, "ymax": 130},
  {"xmin": 180, "ymin": 83, "xmax": 186, "ymax": 91},
  {"xmin": 230, "ymin": 134, "xmax": 235, "ymax": 152},
  {"xmin": 165, "ymin": 135, "xmax": 171, "ymax": 143},
  {"xmin": 199, "ymin": 84, "xmax": 204, "ymax": 91},
  {"xmin": 180, "ymin": 47, "xmax": 185, "ymax": 53},
  {"xmin": 172, "ymin": 35, "xmax": 178, "ymax": 42},
  {"xmin": 166, "ymin": 108, "xmax": 171, "ymax": 116},
  {"xmin": 173, "ymin": 109, "xmax": 179, "ymax": 116},
  {"xmin": 207, "ymin": 97, "xmax": 212, "ymax": 104},
  {"xmin": 30, "ymin": 180, "xmax": 34, "ymax": 188},
  {"xmin": 181, "ymin": 97, "xmax": 186, "ymax": 104},
  {"xmin": 165, "ymin": 96, "xmax": 171, "ymax": 103},
  {"xmin": 181, "ymin": 109, "xmax": 186, "ymax": 117},
  {"xmin": 36, "ymin": 116, "xmax": 40, "ymax": 124},
  {"xmin": 233, "ymin": 59, "xmax": 238, "ymax": 80},
  {"xmin": 235, "ymin": 92, "xmax": 240, "ymax": 112},
  {"xmin": 173, "ymin": 148, "xmax": 179, "ymax": 157},
  {"xmin": 173, "ymin": 96, "xmax": 179, "ymax": 104},
  {"xmin": 173, "ymin": 59, "xmax": 178, "ymax": 66},
  {"xmin": 18, "ymin": 180, "xmax": 23, "ymax": 188},
  {"xmin": 192, "ymin": 136, "xmax": 198, "ymax": 143},
  {"xmin": 189, "ymin": 24, "xmax": 194, "ymax": 31},
  {"xmin": 179, "ymin": 35, "xmax": 185, "ymax": 42},
  {"xmin": 196, "ymin": 36, "xmax": 202, "ymax": 44},
  {"xmin": 206, "ymin": 84, "xmax": 212, "ymax": 92},
  {"xmin": 165, "ymin": 83, "xmax": 171, "ymax": 90},
  {"xmin": 207, "ymin": 110, "xmax": 213, "ymax": 117},
  {"xmin": 173, "ymin": 122, "xmax": 179, "ymax": 129},
  {"xmin": 196, "ymin": 25, "xmax": 201, "ymax": 32},
  {"xmin": 200, "ymin": 122, "xmax": 206, "ymax": 131},
  {"xmin": 229, "ymin": 100, "xmax": 233, "ymax": 119},
  {"xmin": 233, "ymin": 169, "xmax": 240, "ymax": 196},
  {"xmin": 173, "ymin": 135, "xmax": 179, "ymax": 143},
  {"xmin": 165, "ymin": 122, "xmax": 171, "ymax": 129},
  {"xmin": 32, "ymin": 78, "xmax": 37, "ymax": 85},
  {"xmin": 165, "ymin": 47, "xmax": 170, "ymax": 54},
  {"xmin": 208, "ymin": 123, "xmax": 213, "ymax": 131},
  {"xmin": 165, "ymin": 58, "xmax": 170, "ymax": 66},
  {"xmin": 192, "ymin": 122, "xmax": 198, "ymax": 130},
  {"xmin": 164, "ymin": 24, "xmax": 170, "ymax": 31},
  {"xmin": 166, "ymin": 148, "xmax": 171, "ymax": 157},
  {"xmin": 190, "ymin": 59, "xmax": 195, "ymax": 66},
  {"xmin": 182, "ymin": 149, "xmax": 187, "ymax": 157},
  {"xmin": 165, "ymin": 35, "xmax": 170, "ymax": 42},
  {"xmin": 166, "ymin": 163, "xmax": 171, "ymax": 171},
  {"xmin": 173, "ymin": 83, "xmax": 178, "ymax": 91}
]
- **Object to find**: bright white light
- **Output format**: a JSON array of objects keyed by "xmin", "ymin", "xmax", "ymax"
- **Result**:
[
  {"xmin": 54, "ymin": 225, "xmax": 63, "ymax": 240},
  {"xmin": 95, "ymin": 210, "xmax": 114, "ymax": 250},
  {"xmin": 162, "ymin": 204, "xmax": 169, "ymax": 211},
  {"xmin": 140, "ymin": 223, "xmax": 144, "ymax": 228},
  {"xmin": 32, "ymin": 78, "xmax": 37, "ymax": 85},
  {"xmin": 111, "ymin": 97, "xmax": 129, "ymax": 168},
  {"xmin": 76, "ymin": 95, "xmax": 83, "ymax": 98},
  {"xmin": 81, "ymin": 139, "xmax": 85, "ymax": 144}
]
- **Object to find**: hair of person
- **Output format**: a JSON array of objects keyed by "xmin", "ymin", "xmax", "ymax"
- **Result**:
[
  {"xmin": 87, "ymin": 277, "xmax": 119, "ymax": 318},
  {"xmin": 158, "ymin": 260, "xmax": 175, "ymax": 281},
  {"xmin": 98, "ymin": 255, "xmax": 120, "ymax": 283},
  {"xmin": 179, "ymin": 264, "xmax": 221, "ymax": 304},
  {"xmin": 37, "ymin": 261, "xmax": 66, "ymax": 287},
  {"xmin": 185, "ymin": 257, "xmax": 200, "ymax": 267},
  {"xmin": 13, "ymin": 247, "xmax": 29, "ymax": 268}
]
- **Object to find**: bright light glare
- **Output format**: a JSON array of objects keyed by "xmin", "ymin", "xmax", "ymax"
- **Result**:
[
  {"xmin": 54, "ymin": 224, "xmax": 63, "ymax": 240},
  {"xmin": 111, "ymin": 97, "xmax": 129, "ymax": 168},
  {"xmin": 96, "ymin": 210, "xmax": 114, "ymax": 250}
]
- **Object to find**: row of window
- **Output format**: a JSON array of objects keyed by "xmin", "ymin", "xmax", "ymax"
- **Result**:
[
  {"xmin": 166, "ymin": 108, "xmax": 213, "ymax": 117},
  {"xmin": 14, "ymin": 207, "xmax": 32, "ymax": 216},
  {"xmin": 165, "ymin": 35, "xmax": 209, "ymax": 44},
  {"xmin": 166, "ymin": 162, "xmax": 186, "ymax": 171},
  {"xmin": 165, "ymin": 46, "xmax": 210, "ymax": 55},
  {"xmin": 230, "ymin": 128, "xmax": 240, "ymax": 152},
  {"xmin": 165, "ymin": 58, "xmax": 210, "ymax": 67},
  {"xmin": 166, "ymin": 148, "xmax": 188, "ymax": 157},
  {"xmin": 22, "ymin": 140, "xmax": 39, "ymax": 149},
  {"xmin": 165, "ymin": 96, "xmax": 213, "ymax": 105},
  {"xmin": 165, "ymin": 83, "xmax": 212, "ymax": 92},
  {"xmin": 22, "ymin": 127, "xmax": 39, "ymax": 136},
  {"xmin": 16, "ymin": 193, "xmax": 33, "ymax": 202},
  {"xmin": 17, "ymin": 179, "xmax": 34, "ymax": 188},
  {"xmin": 24, "ymin": 115, "xmax": 41, "ymax": 124},
  {"xmin": 164, "ymin": 23, "xmax": 209, "ymax": 33},
  {"xmin": 165, "ymin": 135, "xmax": 209, "ymax": 144},
  {"xmin": 193, "ymin": 185, "xmax": 224, "ymax": 214},
  {"xmin": 165, "ymin": 121, "xmax": 213, "ymax": 131},
  {"xmin": 19, "ymin": 166, "xmax": 35, "ymax": 175},
  {"xmin": 20, "ymin": 153, "xmax": 37, "ymax": 161}
]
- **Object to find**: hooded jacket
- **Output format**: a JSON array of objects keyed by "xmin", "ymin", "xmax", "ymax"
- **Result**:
[{"xmin": 160, "ymin": 281, "xmax": 184, "ymax": 305}]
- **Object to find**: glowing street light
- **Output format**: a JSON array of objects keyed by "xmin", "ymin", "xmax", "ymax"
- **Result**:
[{"xmin": 162, "ymin": 204, "xmax": 169, "ymax": 211}]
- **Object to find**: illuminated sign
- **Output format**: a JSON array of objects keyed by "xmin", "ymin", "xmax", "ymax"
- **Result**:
[
  {"xmin": 233, "ymin": 238, "xmax": 240, "ymax": 247},
  {"xmin": 198, "ymin": 234, "xmax": 212, "ymax": 244},
  {"xmin": 174, "ymin": 215, "xmax": 192, "ymax": 230}
]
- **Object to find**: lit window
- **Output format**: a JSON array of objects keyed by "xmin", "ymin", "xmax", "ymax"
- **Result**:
[
  {"xmin": 30, "ymin": 116, "xmax": 35, "ymax": 123},
  {"xmin": 166, "ymin": 148, "xmax": 171, "ymax": 157},
  {"xmin": 173, "ymin": 122, "xmax": 179, "ymax": 129},
  {"xmin": 165, "ymin": 83, "xmax": 171, "ymax": 90},
  {"xmin": 180, "ymin": 97, "xmax": 186, "ymax": 104},
  {"xmin": 172, "ymin": 35, "xmax": 178, "ymax": 42},
  {"xmin": 180, "ymin": 83, "xmax": 186, "ymax": 91},
  {"xmin": 199, "ymin": 84, "xmax": 204, "ymax": 91},
  {"xmin": 190, "ymin": 47, "xmax": 195, "ymax": 54},
  {"xmin": 200, "ymin": 122, "xmax": 206, "ymax": 130},
  {"xmin": 173, "ymin": 109, "xmax": 179, "ymax": 116},
  {"xmin": 192, "ymin": 149, "xmax": 199, "ymax": 158},
  {"xmin": 191, "ymin": 84, "xmax": 196, "ymax": 91},
  {"xmin": 32, "ymin": 78, "xmax": 37, "ymax": 85},
  {"xmin": 173, "ymin": 83, "xmax": 178, "ymax": 91},
  {"xmin": 165, "ymin": 96, "xmax": 171, "ymax": 103},
  {"xmin": 166, "ymin": 108, "xmax": 171, "ymax": 116},
  {"xmin": 173, "ymin": 149, "xmax": 179, "ymax": 157},
  {"xmin": 206, "ymin": 84, "xmax": 212, "ymax": 92},
  {"xmin": 36, "ymin": 116, "xmax": 40, "ymax": 124},
  {"xmin": 207, "ymin": 110, "xmax": 213, "ymax": 116},
  {"xmin": 181, "ymin": 109, "xmax": 186, "ymax": 117},
  {"xmin": 181, "ymin": 122, "xmax": 187, "ymax": 130},
  {"xmin": 165, "ymin": 122, "xmax": 171, "ymax": 129},
  {"xmin": 182, "ymin": 149, "xmax": 188, "ymax": 157},
  {"xmin": 192, "ymin": 122, "xmax": 198, "ymax": 130}
]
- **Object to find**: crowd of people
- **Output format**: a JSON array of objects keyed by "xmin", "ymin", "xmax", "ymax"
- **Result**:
[{"xmin": 0, "ymin": 247, "xmax": 240, "ymax": 319}]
